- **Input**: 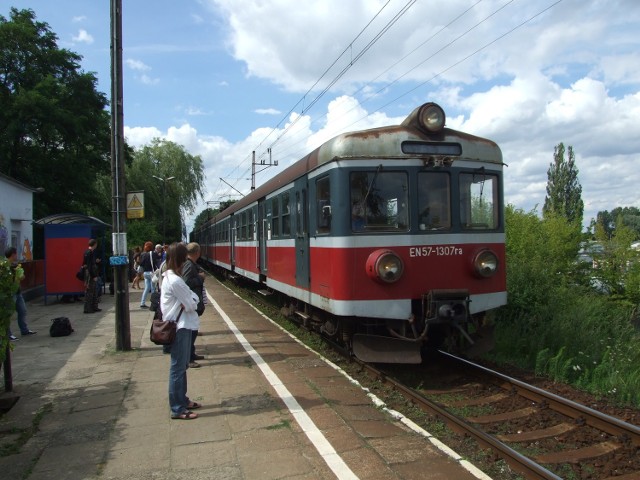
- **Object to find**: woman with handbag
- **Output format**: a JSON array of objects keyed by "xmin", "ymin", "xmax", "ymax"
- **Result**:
[{"xmin": 161, "ymin": 242, "xmax": 201, "ymax": 420}]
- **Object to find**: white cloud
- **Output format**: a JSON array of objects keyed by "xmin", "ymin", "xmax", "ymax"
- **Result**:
[
  {"xmin": 254, "ymin": 108, "xmax": 281, "ymax": 115},
  {"xmin": 134, "ymin": 0, "xmax": 640, "ymax": 231},
  {"xmin": 125, "ymin": 59, "xmax": 151, "ymax": 72},
  {"xmin": 124, "ymin": 126, "xmax": 163, "ymax": 147},
  {"xmin": 139, "ymin": 74, "xmax": 160, "ymax": 85},
  {"xmin": 72, "ymin": 29, "xmax": 93, "ymax": 45}
]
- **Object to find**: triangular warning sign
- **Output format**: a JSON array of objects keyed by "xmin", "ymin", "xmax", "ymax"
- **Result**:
[{"xmin": 128, "ymin": 194, "xmax": 143, "ymax": 208}]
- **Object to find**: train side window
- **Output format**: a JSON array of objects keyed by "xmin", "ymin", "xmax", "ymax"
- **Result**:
[
  {"xmin": 271, "ymin": 197, "xmax": 280, "ymax": 238},
  {"xmin": 249, "ymin": 208, "xmax": 254, "ymax": 240},
  {"xmin": 459, "ymin": 172, "xmax": 498, "ymax": 229},
  {"xmin": 282, "ymin": 192, "xmax": 291, "ymax": 237},
  {"xmin": 316, "ymin": 176, "xmax": 331, "ymax": 234},
  {"xmin": 417, "ymin": 172, "xmax": 451, "ymax": 231}
]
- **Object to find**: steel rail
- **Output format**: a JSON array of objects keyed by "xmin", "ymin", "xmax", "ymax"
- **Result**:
[
  {"xmin": 439, "ymin": 351, "xmax": 640, "ymax": 447},
  {"xmin": 355, "ymin": 359, "xmax": 562, "ymax": 480}
]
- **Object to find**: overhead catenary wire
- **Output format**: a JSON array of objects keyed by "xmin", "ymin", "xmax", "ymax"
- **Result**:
[
  {"xmin": 255, "ymin": 0, "xmax": 564, "ymax": 175},
  {"xmin": 218, "ymin": 0, "xmax": 416, "ymax": 195},
  {"xmin": 213, "ymin": 0, "xmax": 564, "ymax": 206},
  {"xmin": 226, "ymin": 0, "xmax": 395, "ymax": 173},
  {"xmin": 261, "ymin": 0, "xmax": 490, "ymax": 164}
]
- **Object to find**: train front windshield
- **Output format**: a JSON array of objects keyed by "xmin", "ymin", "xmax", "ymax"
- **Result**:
[
  {"xmin": 350, "ymin": 171, "xmax": 409, "ymax": 232},
  {"xmin": 349, "ymin": 170, "xmax": 500, "ymax": 233}
]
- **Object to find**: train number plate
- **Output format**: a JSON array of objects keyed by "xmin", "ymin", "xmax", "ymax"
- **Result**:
[{"xmin": 409, "ymin": 246, "xmax": 463, "ymax": 257}]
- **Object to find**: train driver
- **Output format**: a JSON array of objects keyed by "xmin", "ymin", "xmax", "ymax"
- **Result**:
[{"xmin": 351, "ymin": 199, "xmax": 366, "ymax": 231}]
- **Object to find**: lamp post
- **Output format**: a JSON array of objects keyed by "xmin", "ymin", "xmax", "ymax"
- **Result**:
[{"xmin": 152, "ymin": 175, "xmax": 175, "ymax": 244}]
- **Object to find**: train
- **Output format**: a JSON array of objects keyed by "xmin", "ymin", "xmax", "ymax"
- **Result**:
[{"xmin": 192, "ymin": 102, "xmax": 506, "ymax": 363}]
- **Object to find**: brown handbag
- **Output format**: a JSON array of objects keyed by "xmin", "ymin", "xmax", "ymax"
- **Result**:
[{"xmin": 149, "ymin": 307, "xmax": 183, "ymax": 345}]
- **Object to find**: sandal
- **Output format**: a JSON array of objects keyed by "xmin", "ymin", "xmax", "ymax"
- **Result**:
[
  {"xmin": 187, "ymin": 401, "xmax": 202, "ymax": 410},
  {"xmin": 171, "ymin": 410, "xmax": 198, "ymax": 420}
]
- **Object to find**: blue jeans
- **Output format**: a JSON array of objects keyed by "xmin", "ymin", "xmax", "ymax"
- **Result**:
[
  {"xmin": 169, "ymin": 328, "xmax": 193, "ymax": 417},
  {"xmin": 11, "ymin": 292, "xmax": 29, "ymax": 335},
  {"xmin": 140, "ymin": 271, "xmax": 153, "ymax": 306}
]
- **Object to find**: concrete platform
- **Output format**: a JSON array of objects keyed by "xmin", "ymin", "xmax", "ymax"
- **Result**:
[{"xmin": 0, "ymin": 277, "xmax": 491, "ymax": 480}]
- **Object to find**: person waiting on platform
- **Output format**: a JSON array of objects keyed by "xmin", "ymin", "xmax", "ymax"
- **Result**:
[{"xmin": 161, "ymin": 242, "xmax": 201, "ymax": 420}]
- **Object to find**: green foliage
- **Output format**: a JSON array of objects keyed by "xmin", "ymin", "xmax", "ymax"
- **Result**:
[
  {"xmin": 591, "ymin": 217, "xmax": 640, "ymax": 298},
  {"xmin": 0, "ymin": 8, "xmax": 111, "ymax": 221},
  {"xmin": 125, "ymin": 139, "xmax": 206, "ymax": 245},
  {"xmin": 0, "ymin": 257, "xmax": 21, "ymax": 364},
  {"xmin": 126, "ymin": 220, "xmax": 160, "ymax": 250},
  {"xmin": 543, "ymin": 143, "xmax": 584, "ymax": 228},
  {"xmin": 501, "ymin": 205, "xmax": 581, "ymax": 324},
  {"xmin": 192, "ymin": 200, "xmax": 236, "ymax": 233},
  {"xmin": 595, "ymin": 207, "xmax": 640, "ymax": 240},
  {"xmin": 491, "ymin": 205, "xmax": 640, "ymax": 407}
]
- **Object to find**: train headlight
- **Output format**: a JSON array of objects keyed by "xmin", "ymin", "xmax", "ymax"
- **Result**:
[
  {"xmin": 418, "ymin": 103, "xmax": 446, "ymax": 133},
  {"xmin": 366, "ymin": 249, "xmax": 404, "ymax": 283},
  {"xmin": 473, "ymin": 249, "xmax": 499, "ymax": 278}
]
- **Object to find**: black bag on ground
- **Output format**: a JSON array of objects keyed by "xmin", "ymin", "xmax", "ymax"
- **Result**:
[{"xmin": 50, "ymin": 317, "xmax": 74, "ymax": 337}]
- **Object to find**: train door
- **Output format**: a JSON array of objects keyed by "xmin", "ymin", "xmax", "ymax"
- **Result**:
[
  {"xmin": 294, "ymin": 177, "xmax": 310, "ymax": 289},
  {"xmin": 258, "ymin": 200, "xmax": 268, "ymax": 276},
  {"xmin": 230, "ymin": 215, "xmax": 236, "ymax": 268}
]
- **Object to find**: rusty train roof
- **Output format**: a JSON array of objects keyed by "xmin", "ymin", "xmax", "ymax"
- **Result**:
[{"xmin": 204, "ymin": 122, "xmax": 502, "ymax": 227}]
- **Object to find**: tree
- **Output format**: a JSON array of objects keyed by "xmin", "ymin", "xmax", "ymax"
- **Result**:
[
  {"xmin": 594, "ymin": 207, "xmax": 640, "ymax": 240},
  {"xmin": 543, "ymin": 143, "xmax": 584, "ymax": 227},
  {"xmin": 126, "ymin": 139, "xmax": 206, "ymax": 246},
  {"xmin": 192, "ymin": 199, "xmax": 236, "ymax": 234},
  {"xmin": 0, "ymin": 8, "xmax": 111, "ymax": 219},
  {"xmin": 591, "ymin": 216, "xmax": 640, "ymax": 298}
]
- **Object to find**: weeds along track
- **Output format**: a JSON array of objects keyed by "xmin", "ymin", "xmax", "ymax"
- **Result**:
[{"xmin": 362, "ymin": 352, "xmax": 640, "ymax": 480}]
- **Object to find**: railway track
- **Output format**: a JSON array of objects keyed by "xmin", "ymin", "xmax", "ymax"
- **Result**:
[
  {"xmin": 216, "ymin": 274, "xmax": 640, "ymax": 478},
  {"xmin": 357, "ymin": 352, "xmax": 640, "ymax": 480}
]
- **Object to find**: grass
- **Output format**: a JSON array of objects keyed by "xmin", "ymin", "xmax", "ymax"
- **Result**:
[{"xmin": 490, "ymin": 274, "xmax": 640, "ymax": 408}]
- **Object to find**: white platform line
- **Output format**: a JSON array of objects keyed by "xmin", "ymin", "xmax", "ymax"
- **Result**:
[
  {"xmin": 208, "ymin": 294, "xmax": 359, "ymax": 480},
  {"xmin": 206, "ymin": 283, "xmax": 492, "ymax": 480}
]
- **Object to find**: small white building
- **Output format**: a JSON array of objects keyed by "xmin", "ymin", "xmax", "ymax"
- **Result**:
[{"xmin": 0, "ymin": 172, "xmax": 41, "ymax": 260}]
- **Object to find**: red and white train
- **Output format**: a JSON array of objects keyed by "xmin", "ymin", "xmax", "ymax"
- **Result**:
[{"xmin": 192, "ymin": 102, "xmax": 506, "ymax": 363}]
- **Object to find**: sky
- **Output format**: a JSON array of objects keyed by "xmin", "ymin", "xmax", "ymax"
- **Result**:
[{"xmin": 5, "ymin": 0, "xmax": 640, "ymax": 235}]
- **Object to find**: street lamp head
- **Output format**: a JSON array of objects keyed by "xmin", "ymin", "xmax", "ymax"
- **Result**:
[{"xmin": 152, "ymin": 175, "xmax": 175, "ymax": 182}]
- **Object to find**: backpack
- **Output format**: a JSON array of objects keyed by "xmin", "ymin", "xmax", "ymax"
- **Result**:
[{"xmin": 50, "ymin": 317, "xmax": 74, "ymax": 337}]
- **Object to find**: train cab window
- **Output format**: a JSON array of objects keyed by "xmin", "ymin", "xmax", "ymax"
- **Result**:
[
  {"xmin": 271, "ymin": 197, "xmax": 280, "ymax": 238},
  {"xmin": 459, "ymin": 172, "xmax": 499, "ymax": 230},
  {"xmin": 350, "ymin": 171, "xmax": 409, "ymax": 232},
  {"xmin": 282, "ymin": 192, "xmax": 291, "ymax": 237},
  {"xmin": 417, "ymin": 172, "xmax": 451, "ymax": 231},
  {"xmin": 316, "ymin": 176, "xmax": 331, "ymax": 234}
]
